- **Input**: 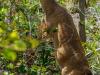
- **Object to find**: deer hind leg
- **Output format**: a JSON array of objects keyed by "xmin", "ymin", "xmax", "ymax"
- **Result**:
[
  {"xmin": 56, "ymin": 44, "xmax": 76, "ymax": 75},
  {"xmin": 61, "ymin": 63, "xmax": 92, "ymax": 75},
  {"xmin": 56, "ymin": 43, "xmax": 92, "ymax": 75},
  {"xmin": 61, "ymin": 68, "xmax": 84, "ymax": 75}
]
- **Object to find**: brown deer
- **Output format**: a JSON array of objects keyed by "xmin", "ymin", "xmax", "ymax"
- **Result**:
[{"xmin": 40, "ymin": 0, "xmax": 92, "ymax": 75}]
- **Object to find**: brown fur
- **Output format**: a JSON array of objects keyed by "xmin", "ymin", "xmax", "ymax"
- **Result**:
[{"xmin": 40, "ymin": 0, "xmax": 92, "ymax": 75}]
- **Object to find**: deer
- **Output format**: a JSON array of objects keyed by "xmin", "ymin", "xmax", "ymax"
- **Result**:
[{"xmin": 39, "ymin": 0, "xmax": 92, "ymax": 75}]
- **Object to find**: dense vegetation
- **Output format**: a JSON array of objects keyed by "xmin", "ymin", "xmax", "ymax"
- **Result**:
[{"xmin": 0, "ymin": 0, "xmax": 100, "ymax": 75}]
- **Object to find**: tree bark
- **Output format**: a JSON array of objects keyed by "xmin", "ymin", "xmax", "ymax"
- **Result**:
[{"xmin": 79, "ymin": 0, "xmax": 86, "ymax": 42}]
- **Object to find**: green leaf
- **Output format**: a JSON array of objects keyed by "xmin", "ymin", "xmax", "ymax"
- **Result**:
[
  {"xmin": 9, "ymin": 30, "xmax": 19, "ymax": 40},
  {"xmin": 18, "ymin": 64, "xmax": 27, "ymax": 73},
  {"xmin": 31, "ymin": 65, "xmax": 39, "ymax": 72},
  {"xmin": 9, "ymin": 73, "xmax": 14, "ymax": 75},
  {"xmin": 30, "ymin": 39, "xmax": 40, "ymax": 48},
  {"xmin": 13, "ymin": 40, "xmax": 27, "ymax": 51},
  {"xmin": 31, "ymin": 71, "xmax": 37, "ymax": 75},
  {"xmin": 0, "ymin": 27, "xmax": 4, "ymax": 34},
  {"xmin": 7, "ymin": 63, "xmax": 14, "ymax": 69},
  {"xmin": 3, "ymin": 71, "xmax": 9, "ymax": 75},
  {"xmin": 2, "ymin": 49, "xmax": 17, "ymax": 61},
  {"xmin": 40, "ymin": 66, "xmax": 46, "ymax": 72}
]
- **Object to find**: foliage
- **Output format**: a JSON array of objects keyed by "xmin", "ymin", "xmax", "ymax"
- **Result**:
[
  {"xmin": 85, "ymin": 3, "xmax": 100, "ymax": 74},
  {"xmin": 0, "ymin": 0, "xmax": 58, "ymax": 74},
  {"xmin": 0, "ymin": 0, "xmax": 100, "ymax": 75}
]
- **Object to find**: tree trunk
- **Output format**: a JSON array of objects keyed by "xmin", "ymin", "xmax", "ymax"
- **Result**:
[{"xmin": 79, "ymin": 0, "xmax": 86, "ymax": 42}]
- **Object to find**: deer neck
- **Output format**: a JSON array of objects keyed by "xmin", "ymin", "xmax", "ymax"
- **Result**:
[{"xmin": 40, "ymin": 0, "xmax": 57, "ymax": 15}]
